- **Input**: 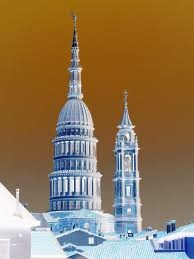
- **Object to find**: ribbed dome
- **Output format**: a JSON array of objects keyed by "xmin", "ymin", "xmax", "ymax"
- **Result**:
[{"xmin": 57, "ymin": 98, "xmax": 93, "ymax": 127}]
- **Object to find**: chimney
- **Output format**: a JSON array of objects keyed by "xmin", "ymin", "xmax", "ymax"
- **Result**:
[
  {"xmin": 14, "ymin": 188, "xmax": 22, "ymax": 218},
  {"xmin": 166, "ymin": 220, "xmax": 176, "ymax": 234},
  {"xmin": 166, "ymin": 221, "xmax": 171, "ymax": 234},
  {"xmin": 170, "ymin": 220, "xmax": 176, "ymax": 232}
]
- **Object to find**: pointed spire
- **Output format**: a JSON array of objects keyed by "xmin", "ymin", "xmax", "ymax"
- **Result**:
[
  {"xmin": 72, "ymin": 14, "xmax": 78, "ymax": 48},
  {"xmin": 68, "ymin": 14, "xmax": 83, "ymax": 99},
  {"xmin": 120, "ymin": 90, "xmax": 133, "ymax": 128}
]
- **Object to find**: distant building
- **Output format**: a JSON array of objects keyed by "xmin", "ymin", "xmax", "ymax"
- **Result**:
[
  {"xmin": 152, "ymin": 222, "xmax": 194, "ymax": 259},
  {"xmin": 113, "ymin": 91, "xmax": 142, "ymax": 234}
]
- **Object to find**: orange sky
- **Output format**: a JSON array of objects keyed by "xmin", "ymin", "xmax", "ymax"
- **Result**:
[{"xmin": 0, "ymin": 0, "xmax": 193, "ymax": 229}]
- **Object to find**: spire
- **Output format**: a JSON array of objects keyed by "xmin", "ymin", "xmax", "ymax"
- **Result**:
[
  {"xmin": 72, "ymin": 15, "xmax": 78, "ymax": 48},
  {"xmin": 120, "ymin": 90, "xmax": 133, "ymax": 128},
  {"xmin": 68, "ymin": 14, "xmax": 83, "ymax": 99}
]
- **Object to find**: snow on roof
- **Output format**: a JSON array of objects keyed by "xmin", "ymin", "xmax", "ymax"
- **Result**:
[
  {"xmin": 0, "ymin": 183, "xmax": 39, "ymax": 227},
  {"xmin": 175, "ymin": 223, "xmax": 194, "ymax": 233},
  {"xmin": 83, "ymin": 240, "xmax": 188, "ymax": 259},
  {"xmin": 31, "ymin": 230, "xmax": 67, "ymax": 258}
]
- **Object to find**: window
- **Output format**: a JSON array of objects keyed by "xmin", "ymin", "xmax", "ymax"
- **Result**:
[
  {"xmin": 126, "ymin": 185, "xmax": 131, "ymax": 197},
  {"xmin": 63, "ymin": 201, "xmax": 68, "ymax": 210},
  {"xmin": 53, "ymin": 201, "xmax": 56, "ymax": 210},
  {"xmin": 69, "ymin": 201, "xmax": 74, "ymax": 210},
  {"xmin": 127, "ymin": 208, "xmax": 132, "ymax": 214},
  {"xmin": 76, "ymin": 201, "xmax": 81, "ymax": 209},
  {"xmin": 61, "ymin": 161, "xmax": 64, "ymax": 170},
  {"xmin": 88, "ymin": 237, "xmax": 94, "ymax": 245},
  {"xmin": 57, "ymin": 201, "xmax": 61, "ymax": 210},
  {"xmin": 56, "ymin": 161, "xmax": 60, "ymax": 170}
]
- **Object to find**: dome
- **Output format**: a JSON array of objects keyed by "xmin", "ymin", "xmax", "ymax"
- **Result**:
[{"xmin": 57, "ymin": 98, "xmax": 93, "ymax": 128}]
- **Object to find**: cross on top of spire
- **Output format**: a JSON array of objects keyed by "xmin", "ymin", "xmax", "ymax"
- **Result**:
[
  {"xmin": 119, "ymin": 90, "xmax": 133, "ymax": 128},
  {"xmin": 73, "ymin": 14, "xmax": 77, "ymax": 29},
  {"xmin": 123, "ymin": 90, "xmax": 128, "ymax": 108}
]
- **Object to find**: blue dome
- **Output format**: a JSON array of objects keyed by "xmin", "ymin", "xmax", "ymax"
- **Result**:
[{"xmin": 57, "ymin": 98, "xmax": 93, "ymax": 128}]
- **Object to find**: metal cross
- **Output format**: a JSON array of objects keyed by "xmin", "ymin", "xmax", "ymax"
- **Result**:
[{"xmin": 123, "ymin": 90, "xmax": 128, "ymax": 107}]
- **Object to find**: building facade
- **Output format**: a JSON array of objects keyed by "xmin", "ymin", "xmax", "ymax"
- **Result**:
[
  {"xmin": 113, "ymin": 91, "xmax": 142, "ymax": 234},
  {"xmin": 49, "ymin": 16, "xmax": 101, "ymax": 212}
]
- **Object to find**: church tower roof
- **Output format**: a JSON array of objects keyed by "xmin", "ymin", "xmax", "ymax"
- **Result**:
[{"xmin": 119, "ymin": 90, "xmax": 133, "ymax": 129}]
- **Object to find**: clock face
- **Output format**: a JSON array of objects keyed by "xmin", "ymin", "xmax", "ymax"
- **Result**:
[{"xmin": 124, "ymin": 155, "xmax": 131, "ymax": 172}]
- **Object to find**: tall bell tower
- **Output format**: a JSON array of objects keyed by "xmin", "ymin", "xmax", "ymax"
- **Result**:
[{"xmin": 113, "ymin": 91, "xmax": 142, "ymax": 234}]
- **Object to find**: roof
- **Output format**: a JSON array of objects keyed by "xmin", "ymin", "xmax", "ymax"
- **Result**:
[
  {"xmin": 175, "ymin": 223, "xmax": 194, "ymax": 233},
  {"xmin": 154, "ymin": 223, "xmax": 194, "ymax": 242},
  {"xmin": 120, "ymin": 106, "xmax": 133, "ymax": 128},
  {"xmin": 0, "ymin": 183, "xmax": 39, "ymax": 227},
  {"xmin": 56, "ymin": 228, "xmax": 106, "ymax": 240},
  {"xmin": 31, "ymin": 230, "xmax": 66, "ymax": 258},
  {"xmin": 32, "ymin": 213, "xmax": 50, "ymax": 229},
  {"xmin": 83, "ymin": 240, "xmax": 188, "ymax": 259},
  {"xmin": 44, "ymin": 209, "xmax": 114, "ymax": 221},
  {"xmin": 65, "ymin": 250, "xmax": 87, "ymax": 258},
  {"xmin": 57, "ymin": 99, "xmax": 93, "ymax": 128},
  {"xmin": 154, "ymin": 223, "xmax": 194, "ymax": 244},
  {"xmin": 134, "ymin": 230, "xmax": 158, "ymax": 240}
]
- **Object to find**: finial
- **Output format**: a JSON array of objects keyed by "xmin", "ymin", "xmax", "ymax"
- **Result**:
[
  {"xmin": 123, "ymin": 90, "xmax": 128, "ymax": 108},
  {"xmin": 71, "ymin": 12, "xmax": 79, "ymax": 48},
  {"xmin": 72, "ymin": 13, "xmax": 77, "ymax": 29}
]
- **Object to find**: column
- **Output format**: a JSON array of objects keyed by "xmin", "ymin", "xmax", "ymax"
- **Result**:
[
  {"xmin": 75, "ymin": 177, "xmax": 80, "ymax": 194},
  {"xmin": 69, "ymin": 177, "xmax": 75, "ymax": 194},
  {"xmin": 58, "ymin": 178, "xmax": 62, "ymax": 196}
]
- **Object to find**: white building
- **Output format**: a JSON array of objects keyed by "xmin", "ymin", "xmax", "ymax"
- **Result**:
[{"xmin": 0, "ymin": 183, "xmax": 66, "ymax": 259}]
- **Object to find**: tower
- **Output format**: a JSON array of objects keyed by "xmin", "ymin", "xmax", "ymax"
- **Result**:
[
  {"xmin": 49, "ymin": 16, "xmax": 102, "ymax": 212},
  {"xmin": 113, "ymin": 91, "xmax": 142, "ymax": 234}
]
